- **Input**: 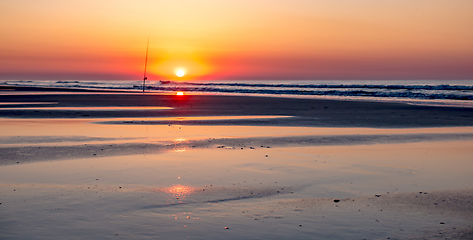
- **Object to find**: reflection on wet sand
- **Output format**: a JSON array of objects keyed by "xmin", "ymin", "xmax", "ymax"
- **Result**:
[
  {"xmin": 0, "ymin": 139, "xmax": 472, "ymax": 239},
  {"xmin": 164, "ymin": 184, "xmax": 197, "ymax": 203},
  {"xmin": 165, "ymin": 184, "xmax": 196, "ymax": 196},
  {"xmin": 0, "ymin": 102, "xmax": 58, "ymax": 105},
  {"xmin": 105, "ymin": 115, "xmax": 293, "ymax": 123},
  {"xmin": 0, "ymin": 106, "xmax": 173, "ymax": 111},
  {"xmin": 2, "ymin": 129, "xmax": 473, "ymax": 165},
  {"xmin": 3, "ymin": 118, "xmax": 472, "ymax": 140},
  {"xmin": 1, "ymin": 117, "xmax": 473, "ymax": 239}
]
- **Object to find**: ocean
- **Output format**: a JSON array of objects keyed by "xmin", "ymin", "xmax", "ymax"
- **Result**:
[{"xmin": 3, "ymin": 79, "xmax": 473, "ymax": 107}]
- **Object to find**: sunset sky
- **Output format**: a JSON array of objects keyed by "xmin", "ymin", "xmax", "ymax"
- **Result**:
[{"xmin": 1, "ymin": 0, "xmax": 472, "ymax": 81}]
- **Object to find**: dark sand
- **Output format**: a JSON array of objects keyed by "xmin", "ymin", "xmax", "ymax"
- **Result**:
[{"xmin": 1, "ymin": 86, "xmax": 472, "ymax": 127}]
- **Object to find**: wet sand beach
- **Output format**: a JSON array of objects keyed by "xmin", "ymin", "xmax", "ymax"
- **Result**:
[{"xmin": 1, "ymin": 88, "xmax": 473, "ymax": 239}]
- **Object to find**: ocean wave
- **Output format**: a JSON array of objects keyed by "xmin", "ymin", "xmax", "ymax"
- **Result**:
[
  {"xmin": 142, "ymin": 86, "xmax": 473, "ymax": 100},
  {"xmin": 183, "ymin": 82, "xmax": 473, "ymax": 91},
  {"xmin": 55, "ymin": 81, "xmax": 80, "ymax": 84}
]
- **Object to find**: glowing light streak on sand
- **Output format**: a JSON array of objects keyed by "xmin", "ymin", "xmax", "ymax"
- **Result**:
[
  {"xmin": 0, "ymin": 106, "xmax": 173, "ymax": 111},
  {"xmin": 155, "ymin": 115, "xmax": 291, "ymax": 121},
  {"xmin": 0, "ymin": 102, "xmax": 58, "ymax": 105}
]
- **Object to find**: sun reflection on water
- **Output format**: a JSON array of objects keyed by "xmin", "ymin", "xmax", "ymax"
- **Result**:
[
  {"xmin": 164, "ymin": 184, "xmax": 197, "ymax": 202},
  {"xmin": 165, "ymin": 184, "xmax": 195, "ymax": 195}
]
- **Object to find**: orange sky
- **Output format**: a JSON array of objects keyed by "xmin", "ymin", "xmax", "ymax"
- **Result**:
[{"xmin": 1, "ymin": 0, "xmax": 472, "ymax": 80}]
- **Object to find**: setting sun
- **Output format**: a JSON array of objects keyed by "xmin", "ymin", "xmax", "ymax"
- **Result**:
[{"xmin": 176, "ymin": 69, "xmax": 186, "ymax": 77}]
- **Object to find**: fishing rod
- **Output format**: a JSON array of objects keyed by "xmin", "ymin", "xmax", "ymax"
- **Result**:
[{"xmin": 142, "ymin": 37, "xmax": 149, "ymax": 92}]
